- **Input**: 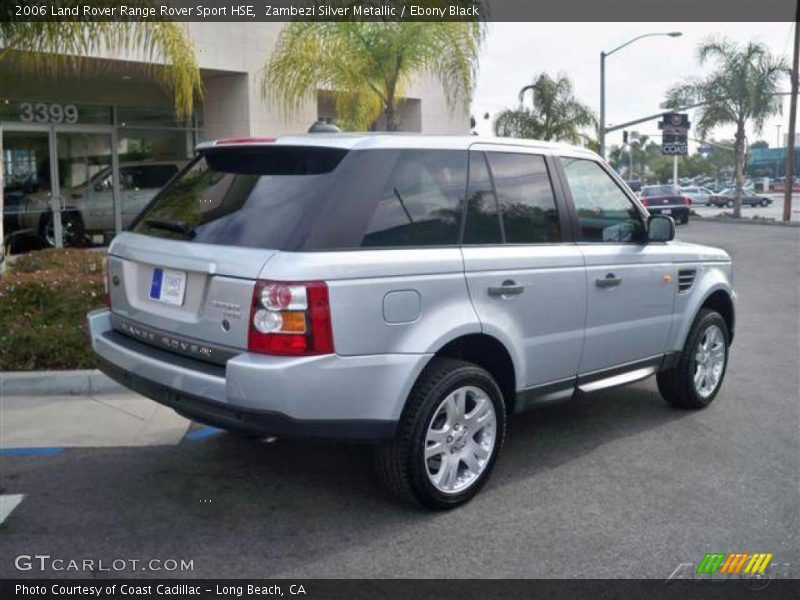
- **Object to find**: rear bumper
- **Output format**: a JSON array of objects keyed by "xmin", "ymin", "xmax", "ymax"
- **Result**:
[
  {"xmin": 648, "ymin": 206, "xmax": 689, "ymax": 219},
  {"xmin": 89, "ymin": 309, "xmax": 430, "ymax": 441}
]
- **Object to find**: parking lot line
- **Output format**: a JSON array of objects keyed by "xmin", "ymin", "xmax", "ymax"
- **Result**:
[
  {"xmin": 0, "ymin": 447, "xmax": 63, "ymax": 456},
  {"xmin": 0, "ymin": 494, "xmax": 25, "ymax": 525}
]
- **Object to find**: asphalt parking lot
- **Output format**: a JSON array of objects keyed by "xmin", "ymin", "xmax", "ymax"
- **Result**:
[{"xmin": 1, "ymin": 220, "xmax": 798, "ymax": 579}]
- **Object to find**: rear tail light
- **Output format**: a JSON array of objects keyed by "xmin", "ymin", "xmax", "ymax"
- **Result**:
[
  {"xmin": 103, "ymin": 256, "xmax": 111, "ymax": 307},
  {"xmin": 248, "ymin": 280, "xmax": 334, "ymax": 356},
  {"xmin": 640, "ymin": 198, "xmax": 649, "ymax": 207},
  {"xmin": 682, "ymin": 196, "xmax": 691, "ymax": 206}
]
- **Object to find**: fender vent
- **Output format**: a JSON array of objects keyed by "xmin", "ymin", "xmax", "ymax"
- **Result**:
[{"xmin": 678, "ymin": 269, "xmax": 696, "ymax": 293}]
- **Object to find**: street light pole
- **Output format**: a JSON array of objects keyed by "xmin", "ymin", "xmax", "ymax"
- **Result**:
[{"xmin": 599, "ymin": 31, "xmax": 682, "ymax": 159}]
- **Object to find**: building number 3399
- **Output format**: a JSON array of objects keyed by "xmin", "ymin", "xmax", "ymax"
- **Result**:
[{"xmin": 19, "ymin": 102, "xmax": 79, "ymax": 124}]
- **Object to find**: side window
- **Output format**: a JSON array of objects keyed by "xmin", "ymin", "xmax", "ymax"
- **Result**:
[
  {"xmin": 486, "ymin": 152, "xmax": 561, "ymax": 244},
  {"xmin": 361, "ymin": 150, "xmax": 466, "ymax": 247},
  {"xmin": 463, "ymin": 151, "xmax": 502, "ymax": 244},
  {"xmin": 560, "ymin": 157, "xmax": 645, "ymax": 243}
]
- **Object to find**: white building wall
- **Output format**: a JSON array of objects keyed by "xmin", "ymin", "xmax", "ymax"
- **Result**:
[{"xmin": 186, "ymin": 23, "xmax": 469, "ymax": 137}]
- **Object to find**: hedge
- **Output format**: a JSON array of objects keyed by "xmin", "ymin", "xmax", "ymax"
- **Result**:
[{"xmin": 0, "ymin": 249, "xmax": 105, "ymax": 371}]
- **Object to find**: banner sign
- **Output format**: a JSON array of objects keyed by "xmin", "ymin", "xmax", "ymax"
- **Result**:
[{"xmin": 660, "ymin": 113, "xmax": 690, "ymax": 156}]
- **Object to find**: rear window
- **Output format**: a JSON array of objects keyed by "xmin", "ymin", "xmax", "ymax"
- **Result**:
[
  {"xmin": 641, "ymin": 185, "xmax": 677, "ymax": 197},
  {"xmin": 131, "ymin": 146, "xmax": 348, "ymax": 250}
]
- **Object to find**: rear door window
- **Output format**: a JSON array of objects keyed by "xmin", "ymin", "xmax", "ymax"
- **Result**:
[
  {"xmin": 463, "ymin": 151, "xmax": 502, "ymax": 245},
  {"xmin": 485, "ymin": 152, "xmax": 561, "ymax": 244},
  {"xmin": 360, "ymin": 150, "xmax": 467, "ymax": 247}
]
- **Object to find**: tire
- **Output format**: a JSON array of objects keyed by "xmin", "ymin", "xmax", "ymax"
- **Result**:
[
  {"xmin": 373, "ymin": 357, "xmax": 507, "ymax": 510},
  {"xmin": 680, "ymin": 213, "xmax": 689, "ymax": 225},
  {"xmin": 726, "ymin": 199, "xmax": 734, "ymax": 208},
  {"xmin": 760, "ymin": 198, "xmax": 769, "ymax": 207},
  {"xmin": 657, "ymin": 309, "xmax": 730, "ymax": 409},
  {"xmin": 39, "ymin": 212, "xmax": 85, "ymax": 248}
]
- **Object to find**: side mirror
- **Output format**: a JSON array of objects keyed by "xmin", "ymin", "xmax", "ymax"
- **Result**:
[{"xmin": 648, "ymin": 214, "xmax": 675, "ymax": 242}]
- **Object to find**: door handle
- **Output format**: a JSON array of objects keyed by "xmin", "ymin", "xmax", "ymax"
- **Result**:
[
  {"xmin": 596, "ymin": 273, "xmax": 622, "ymax": 288},
  {"xmin": 488, "ymin": 280, "xmax": 525, "ymax": 297}
]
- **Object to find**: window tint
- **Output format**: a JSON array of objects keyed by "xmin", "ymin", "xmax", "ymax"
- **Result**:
[
  {"xmin": 361, "ymin": 150, "xmax": 466, "ymax": 247},
  {"xmin": 560, "ymin": 158, "xmax": 644, "ymax": 243},
  {"xmin": 132, "ymin": 146, "xmax": 348, "ymax": 249},
  {"xmin": 486, "ymin": 152, "xmax": 560, "ymax": 244},
  {"xmin": 463, "ymin": 151, "xmax": 502, "ymax": 244}
]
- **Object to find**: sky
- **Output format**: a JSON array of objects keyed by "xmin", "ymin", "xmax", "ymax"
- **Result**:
[{"xmin": 472, "ymin": 22, "xmax": 797, "ymax": 151}]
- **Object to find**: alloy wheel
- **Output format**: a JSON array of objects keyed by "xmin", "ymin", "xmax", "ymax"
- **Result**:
[
  {"xmin": 693, "ymin": 324, "xmax": 726, "ymax": 398},
  {"xmin": 424, "ymin": 385, "xmax": 497, "ymax": 494}
]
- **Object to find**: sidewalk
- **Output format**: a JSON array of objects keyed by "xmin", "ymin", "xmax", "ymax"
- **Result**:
[{"xmin": 1, "ymin": 392, "xmax": 190, "ymax": 449}]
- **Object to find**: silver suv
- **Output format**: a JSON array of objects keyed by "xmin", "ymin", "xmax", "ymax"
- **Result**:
[{"xmin": 89, "ymin": 135, "xmax": 735, "ymax": 509}]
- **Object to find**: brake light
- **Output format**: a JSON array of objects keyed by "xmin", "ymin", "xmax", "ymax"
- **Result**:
[
  {"xmin": 248, "ymin": 280, "xmax": 334, "ymax": 356},
  {"xmin": 640, "ymin": 198, "xmax": 649, "ymax": 206},
  {"xmin": 103, "ymin": 256, "xmax": 111, "ymax": 307},
  {"xmin": 682, "ymin": 196, "xmax": 691, "ymax": 206},
  {"xmin": 214, "ymin": 136, "xmax": 277, "ymax": 145}
]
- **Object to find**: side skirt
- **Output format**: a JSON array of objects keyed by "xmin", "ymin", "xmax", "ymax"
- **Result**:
[{"xmin": 513, "ymin": 352, "xmax": 681, "ymax": 413}]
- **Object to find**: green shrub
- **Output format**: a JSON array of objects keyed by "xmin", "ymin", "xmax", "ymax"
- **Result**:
[{"xmin": 0, "ymin": 249, "xmax": 105, "ymax": 371}]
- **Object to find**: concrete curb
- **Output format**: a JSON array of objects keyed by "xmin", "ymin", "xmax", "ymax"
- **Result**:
[
  {"xmin": 691, "ymin": 216, "xmax": 800, "ymax": 227},
  {"xmin": 0, "ymin": 369, "xmax": 124, "ymax": 396}
]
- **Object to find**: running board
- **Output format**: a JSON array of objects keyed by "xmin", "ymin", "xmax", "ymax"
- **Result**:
[{"xmin": 578, "ymin": 365, "xmax": 658, "ymax": 394}]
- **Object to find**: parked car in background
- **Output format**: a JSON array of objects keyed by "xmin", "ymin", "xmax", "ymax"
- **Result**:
[
  {"xmin": 640, "ymin": 184, "xmax": 691, "ymax": 224},
  {"xmin": 680, "ymin": 186, "xmax": 715, "ymax": 206},
  {"xmin": 17, "ymin": 161, "xmax": 185, "ymax": 247},
  {"xmin": 624, "ymin": 179, "xmax": 642, "ymax": 193},
  {"xmin": 709, "ymin": 187, "xmax": 772, "ymax": 208},
  {"xmin": 772, "ymin": 178, "xmax": 800, "ymax": 193}
]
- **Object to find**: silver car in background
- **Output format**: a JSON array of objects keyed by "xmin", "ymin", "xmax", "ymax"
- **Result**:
[{"xmin": 89, "ymin": 135, "xmax": 736, "ymax": 509}]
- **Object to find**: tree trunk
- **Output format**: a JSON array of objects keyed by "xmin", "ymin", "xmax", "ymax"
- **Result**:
[
  {"xmin": 385, "ymin": 102, "xmax": 399, "ymax": 132},
  {"xmin": 733, "ymin": 126, "xmax": 746, "ymax": 219},
  {"xmin": 784, "ymin": 4, "xmax": 799, "ymax": 221}
]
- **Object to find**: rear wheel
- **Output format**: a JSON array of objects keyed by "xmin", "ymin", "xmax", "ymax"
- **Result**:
[
  {"xmin": 374, "ymin": 358, "xmax": 506, "ymax": 510},
  {"xmin": 760, "ymin": 198, "xmax": 769, "ymax": 207},
  {"xmin": 657, "ymin": 309, "xmax": 729, "ymax": 409},
  {"xmin": 680, "ymin": 213, "xmax": 689, "ymax": 225},
  {"xmin": 726, "ymin": 199, "xmax": 734, "ymax": 208}
]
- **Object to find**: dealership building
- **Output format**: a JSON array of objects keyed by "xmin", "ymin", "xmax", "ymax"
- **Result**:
[{"xmin": 0, "ymin": 23, "xmax": 468, "ymax": 252}]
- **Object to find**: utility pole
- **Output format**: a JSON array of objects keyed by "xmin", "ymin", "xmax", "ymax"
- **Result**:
[
  {"xmin": 784, "ymin": 8, "xmax": 798, "ymax": 222},
  {"xmin": 673, "ymin": 155, "xmax": 679, "ymax": 190}
]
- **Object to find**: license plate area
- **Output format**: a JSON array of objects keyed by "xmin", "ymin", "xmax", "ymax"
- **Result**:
[
  {"xmin": 149, "ymin": 267, "xmax": 187, "ymax": 306},
  {"xmin": 662, "ymin": 208, "xmax": 672, "ymax": 215}
]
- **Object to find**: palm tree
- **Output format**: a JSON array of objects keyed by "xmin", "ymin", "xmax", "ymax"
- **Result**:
[
  {"xmin": 493, "ymin": 73, "xmax": 597, "ymax": 144},
  {"xmin": 261, "ymin": 22, "xmax": 484, "ymax": 131},
  {"xmin": 665, "ymin": 37, "xmax": 788, "ymax": 218},
  {"xmin": 0, "ymin": 18, "xmax": 203, "ymax": 118}
]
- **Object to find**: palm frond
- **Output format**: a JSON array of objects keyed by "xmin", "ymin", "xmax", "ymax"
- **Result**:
[
  {"xmin": 261, "ymin": 21, "xmax": 484, "ymax": 130},
  {"xmin": 0, "ymin": 12, "xmax": 202, "ymax": 117}
]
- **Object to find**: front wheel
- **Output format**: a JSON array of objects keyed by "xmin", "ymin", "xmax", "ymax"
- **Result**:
[
  {"xmin": 760, "ymin": 198, "xmax": 769, "ymax": 207},
  {"xmin": 39, "ymin": 212, "xmax": 85, "ymax": 248},
  {"xmin": 726, "ymin": 199, "xmax": 735, "ymax": 208},
  {"xmin": 657, "ymin": 309, "xmax": 730, "ymax": 409},
  {"xmin": 374, "ymin": 358, "xmax": 506, "ymax": 510}
]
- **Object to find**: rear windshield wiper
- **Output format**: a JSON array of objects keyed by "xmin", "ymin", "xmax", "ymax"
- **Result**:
[{"xmin": 144, "ymin": 219, "xmax": 194, "ymax": 237}]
